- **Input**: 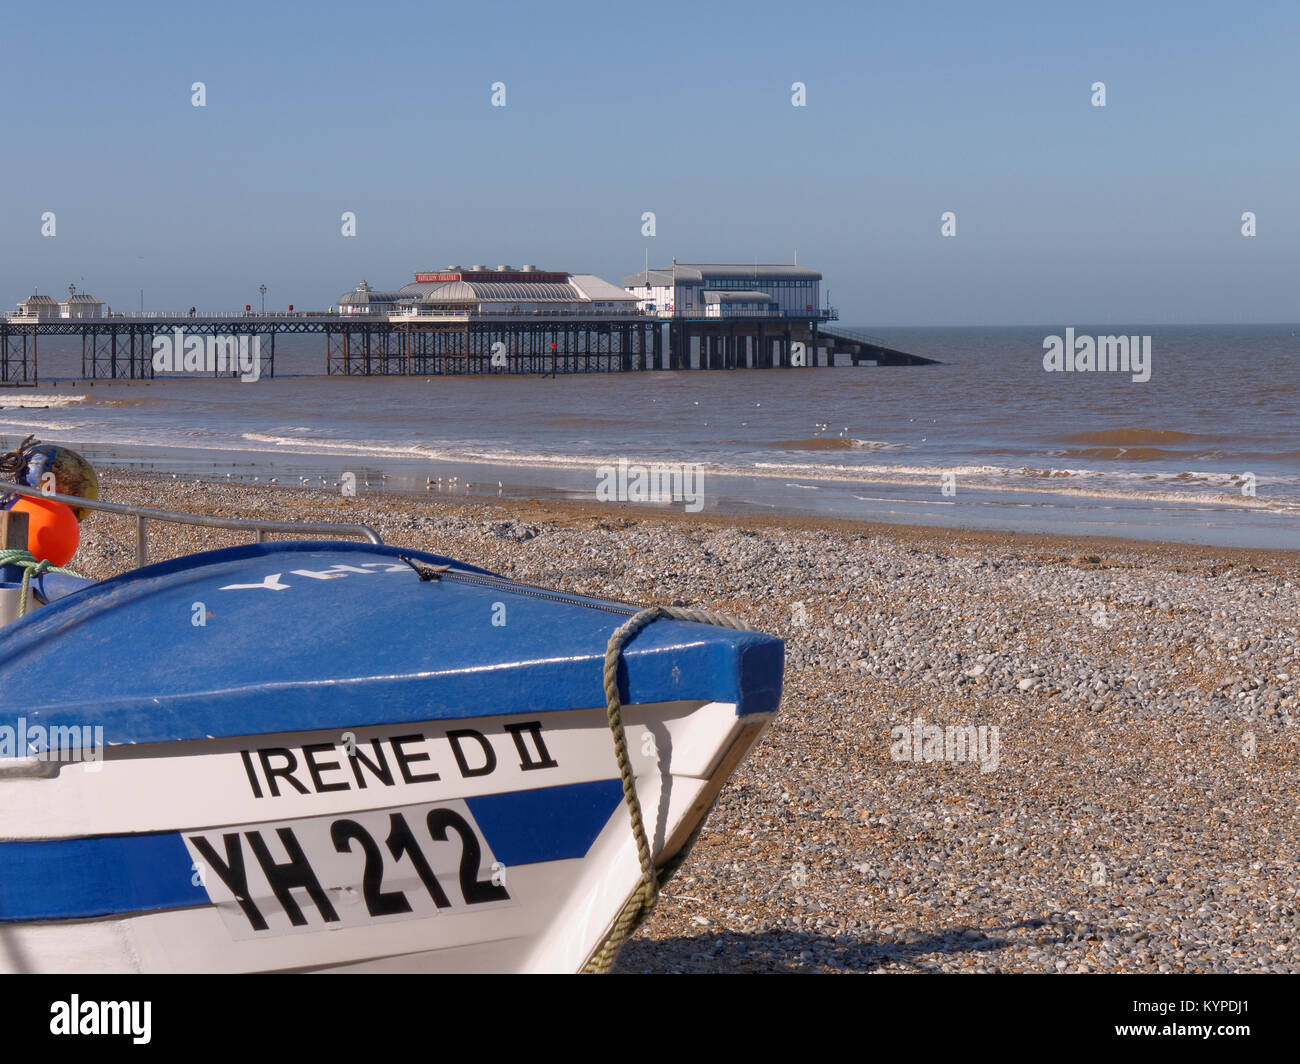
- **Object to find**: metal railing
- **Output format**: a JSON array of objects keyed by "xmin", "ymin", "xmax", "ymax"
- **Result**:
[
  {"xmin": 644, "ymin": 307, "xmax": 839, "ymax": 321},
  {"xmin": 1, "ymin": 481, "xmax": 381, "ymax": 568},
  {"xmin": 819, "ymin": 325, "xmax": 902, "ymax": 348},
  {"xmin": 387, "ymin": 307, "xmax": 645, "ymax": 321},
  {"xmin": 2, "ymin": 310, "xmax": 338, "ymax": 322}
]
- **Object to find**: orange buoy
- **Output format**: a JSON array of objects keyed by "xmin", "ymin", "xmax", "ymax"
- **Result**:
[{"xmin": 10, "ymin": 496, "xmax": 80, "ymax": 566}]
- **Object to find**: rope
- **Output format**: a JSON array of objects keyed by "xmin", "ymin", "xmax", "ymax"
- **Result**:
[
  {"xmin": 582, "ymin": 604, "xmax": 756, "ymax": 974},
  {"xmin": 0, "ymin": 435, "xmax": 38, "ymax": 478},
  {"xmin": 0, "ymin": 548, "xmax": 85, "ymax": 616}
]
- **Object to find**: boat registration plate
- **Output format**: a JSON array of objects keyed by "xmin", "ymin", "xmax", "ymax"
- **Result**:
[{"xmin": 183, "ymin": 799, "xmax": 513, "ymax": 939}]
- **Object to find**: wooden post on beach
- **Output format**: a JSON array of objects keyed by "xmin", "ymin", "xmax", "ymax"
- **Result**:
[{"xmin": 1, "ymin": 509, "xmax": 29, "ymax": 551}]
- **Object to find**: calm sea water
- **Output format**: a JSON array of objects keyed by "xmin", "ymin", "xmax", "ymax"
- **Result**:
[{"xmin": 3, "ymin": 325, "xmax": 1298, "ymax": 548}]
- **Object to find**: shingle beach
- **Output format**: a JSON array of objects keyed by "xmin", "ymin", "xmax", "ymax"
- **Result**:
[{"xmin": 71, "ymin": 471, "xmax": 1300, "ymax": 973}]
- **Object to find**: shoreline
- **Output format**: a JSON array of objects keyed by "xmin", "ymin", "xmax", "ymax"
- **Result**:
[
  {"xmin": 86, "ymin": 469, "xmax": 1300, "ymax": 569},
  {"xmin": 5, "ymin": 373, "xmax": 1300, "ymax": 550}
]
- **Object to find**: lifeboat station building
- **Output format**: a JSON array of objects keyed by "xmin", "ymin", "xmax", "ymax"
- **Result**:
[
  {"xmin": 622, "ymin": 263, "xmax": 826, "ymax": 320},
  {"xmin": 622, "ymin": 263, "xmax": 837, "ymax": 369}
]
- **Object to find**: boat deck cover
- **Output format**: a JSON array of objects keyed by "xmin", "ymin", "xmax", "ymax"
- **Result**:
[{"xmin": 0, "ymin": 541, "xmax": 783, "ymax": 749}]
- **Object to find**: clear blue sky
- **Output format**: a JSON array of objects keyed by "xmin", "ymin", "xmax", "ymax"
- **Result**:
[{"xmin": 1, "ymin": 0, "xmax": 1296, "ymax": 325}]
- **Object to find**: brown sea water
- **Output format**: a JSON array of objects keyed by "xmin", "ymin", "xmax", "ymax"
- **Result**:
[{"xmin": 4, "ymin": 324, "xmax": 1297, "ymax": 547}]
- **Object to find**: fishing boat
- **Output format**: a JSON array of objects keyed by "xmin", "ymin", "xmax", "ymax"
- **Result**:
[{"xmin": 0, "ymin": 477, "xmax": 783, "ymax": 974}]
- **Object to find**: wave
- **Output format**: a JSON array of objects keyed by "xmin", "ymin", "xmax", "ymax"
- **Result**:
[
  {"xmin": 240, "ymin": 432, "xmax": 439, "ymax": 459},
  {"xmin": 764, "ymin": 437, "xmax": 900, "ymax": 451},
  {"xmin": 0, "ymin": 417, "xmax": 94, "ymax": 433},
  {"xmin": 1053, "ymin": 446, "xmax": 1229, "ymax": 462},
  {"xmin": 1053, "ymin": 428, "xmax": 1234, "ymax": 446},
  {"xmin": 1056, "ymin": 446, "xmax": 1300, "ymax": 463},
  {"xmin": 0, "ymin": 395, "xmax": 88, "ymax": 409},
  {"xmin": 10, "ymin": 422, "xmax": 1299, "ymax": 515}
]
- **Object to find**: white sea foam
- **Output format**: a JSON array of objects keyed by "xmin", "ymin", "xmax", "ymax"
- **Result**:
[
  {"xmin": 0, "ymin": 395, "xmax": 87, "ymax": 409},
  {"xmin": 6, "ymin": 420, "xmax": 1295, "ymax": 517},
  {"xmin": 0, "ymin": 417, "xmax": 93, "ymax": 432}
]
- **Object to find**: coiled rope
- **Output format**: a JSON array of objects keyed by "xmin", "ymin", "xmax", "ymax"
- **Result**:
[
  {"xmin": 582, "ymin": 604, "xmax": 756, "ymax": 974},
  {"xmin": 0, "ymin": 548, "xmax": 85, "ymax": 617}
]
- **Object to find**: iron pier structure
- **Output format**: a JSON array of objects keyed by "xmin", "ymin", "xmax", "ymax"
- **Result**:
[{"xmin": 0, "ymin": 312, "xmax": 930, "ymax": 384}]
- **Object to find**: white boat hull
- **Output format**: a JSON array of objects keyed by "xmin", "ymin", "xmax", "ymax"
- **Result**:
[{"xmin": 0, "ymin": 700, "xmax": 771, "ymax": 973}]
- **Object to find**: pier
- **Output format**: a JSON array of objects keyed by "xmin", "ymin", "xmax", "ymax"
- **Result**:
[
  {"xmin": 0, "ymin": 313, "xmax": 933, "ymax": 382},
  {"xmin": 1, "ymin": 262, "xmax": 933, "ymax": 383}
]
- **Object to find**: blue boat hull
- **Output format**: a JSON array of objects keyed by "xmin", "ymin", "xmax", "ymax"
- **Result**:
[{"xmin": 0, "ymin": 541, "xmax": 782, "ymax": 972}]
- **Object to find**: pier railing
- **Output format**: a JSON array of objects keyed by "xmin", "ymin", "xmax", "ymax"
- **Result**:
[
  {"xmin": 4, "ymin": 305, "xmax": 840, "ymax": 324},
  {"xmin": 647, "ymin": 307, "xmax": 839, "ymax": 321}
]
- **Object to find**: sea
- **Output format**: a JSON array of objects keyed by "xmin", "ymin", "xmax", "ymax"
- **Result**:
[{"xmin": 3, "ymin": 324, "xmax": 1297, "ymax": 549}]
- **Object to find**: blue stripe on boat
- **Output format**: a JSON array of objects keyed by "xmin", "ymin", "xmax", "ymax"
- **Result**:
[
  {"xmin": 466, "ymin": 778, "xmax": 623, "ymax": 867},
  {"xmin": 0, "ymin": 780, "xmax": 625, "ymax": 922},
  {"xmin": 0, "ymin": 542, "xmax": 783, "ymax": 749},
  {"xmin": 0, "ymin": 832, "xmax": 205, "ymax": 922}
]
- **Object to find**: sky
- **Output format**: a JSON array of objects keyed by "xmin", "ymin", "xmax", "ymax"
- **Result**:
[{"xmin": 0, "ymin": 0, "xmax": 1296, "ymax": 325}]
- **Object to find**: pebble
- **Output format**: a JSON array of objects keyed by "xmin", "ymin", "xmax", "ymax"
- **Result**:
[{"xmin": 72, "ymin": 472, "xmax": 1300, "ymax": 974}]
